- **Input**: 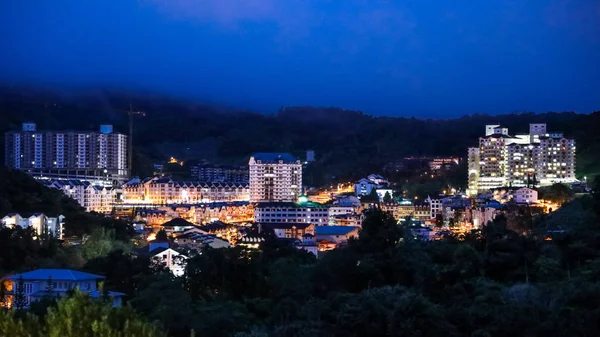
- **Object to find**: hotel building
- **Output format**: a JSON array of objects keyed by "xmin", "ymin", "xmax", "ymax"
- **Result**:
[
  {"xmin": 254, "ymin": 202, "xmax": 329, "ymax": 226},
  {"xmin": 122, "ymin": 177, "xmax": 250, "ymax": 204},
  {"xmin": 468, "ymin": 124, "xmax": 576, "ymax": 194},
  {"xmin": 249, "ymin": 153, "xmax": 302, "ymax": 202}
]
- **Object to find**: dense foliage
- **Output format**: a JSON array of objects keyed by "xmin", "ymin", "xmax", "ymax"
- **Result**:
[{"xmin": 0, "ymin": 291, "xmax": 166, "ymax": 337}]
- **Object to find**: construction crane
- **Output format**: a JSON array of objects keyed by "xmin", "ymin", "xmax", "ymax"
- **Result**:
[{"xmin": 121, "ymin": 104, "xmax": 146, "ymax": 176}]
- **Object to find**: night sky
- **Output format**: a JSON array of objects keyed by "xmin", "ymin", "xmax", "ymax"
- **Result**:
[{"xmin": 1, "ymin": 0, "xmax": 599, "ymax": 117}]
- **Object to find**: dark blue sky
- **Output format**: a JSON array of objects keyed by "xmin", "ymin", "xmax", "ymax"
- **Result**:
[{"xmin": 1, "ymin": 0, "xmax": 599, "ymax": 117}]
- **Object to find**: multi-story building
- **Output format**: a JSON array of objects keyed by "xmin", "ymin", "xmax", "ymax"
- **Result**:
[
  {"xmin": 254, "ymin": 202, "xmax": 329, "ymax": 226},
  {"xmin": 0, "ymin": 213, "xmax": 64, "ymax": 239},
  {"xmin": 122, "ymin": 177, "xmax": 250, "ymax": 204},
  {"xmin": 467, "ymin": 124, "xmax": 576, "ymax": 194},
  {"xmin": 425, "ymin": 196, "xmax": 443, "ymax": 219},
  {"xmin": 381, "ymin": 203, "xmax": 432, "ymax": 222},
  {"xmin": 249, "ymin": 153, "xmax": 302, "ymax": 202},
  {"xmin": 40, "ymin": 179, "xmax": 118, "ymax": 213},
  {"xmin": 5, "ymin": 123, "xmax": 128, "ymax": 181},
  {"xmin": 190, "ymin": 165, "xmax": 249, "ymax": 183}
]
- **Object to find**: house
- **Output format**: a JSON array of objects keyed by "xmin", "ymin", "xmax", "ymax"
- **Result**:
[
  {"xmin": 258, "ymin": 222, "xmax": 315, "ymax": 240},
  {"xmin": 141, "ymin": 241, "xmax": 188, "ymax": 277},
  {"xmin": 410, "ymin": 226, "xmax": 434, "ymax": 241},
  {"xmin": 237, "ymin": 234, "xmax": 265, "ymax": 249},
  {"xmin": 1, "ymin": 269, "xmax": 124, "ymax": 309},
  {"xmin": 367, "ymin": 174, "xmax": 388, "ymax": 186},
  {"xmin": 296, "ymin": 233, "xmax": 318, "ymax": 256},
  {"xmin": 328, "ymin": 213, "xmax": 363, "ymax": 227},
  {"xmin": 514, "ymin": 187, "xmax": 538, "ymax": 204},
  {"xmin": 354, "ymin": 178, "xmax": 377, "ymax": 196},
  {"xmin": 174, "ymin": 229, "xmax": 230, "ymax": 250},
  {"xmin": 315, "ymin": 226, "xmax": 360, "ymax": 245},
  {"xmin": 160, "ymin": 217, "xmax": 196, "ymax": 236},
  {"xmin": 1, "ymin": 213, "xmax": 64, "ymax": 239}
]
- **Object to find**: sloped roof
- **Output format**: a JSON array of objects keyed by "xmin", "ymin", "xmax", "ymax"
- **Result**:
[
  {"xmin": 161, "ymin": 218, "xmax": 195, "ymax": 227},
  {"xmin": 316, "ymin": 226, "xmax": 360, "ymax": 236},
  {"xmin": 6, "ymin": 269, "xmax": 104, "ymax": 281}
]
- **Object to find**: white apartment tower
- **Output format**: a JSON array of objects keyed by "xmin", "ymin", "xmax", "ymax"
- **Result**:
[
  {"xmin": 467, "ymin": 124, "xmax": 576, "ymax": 194},
  {"xmin": 249, "ymin": 153, "xmax": 302, "ymax": 202}
]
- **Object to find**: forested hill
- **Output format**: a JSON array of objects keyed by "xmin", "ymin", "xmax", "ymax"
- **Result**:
[{"xmin": 1, "ymin": 85, "xmax": 599, "ymax": 184}]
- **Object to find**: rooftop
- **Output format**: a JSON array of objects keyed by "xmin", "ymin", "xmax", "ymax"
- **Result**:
[
  {"xmin": 161, "ymin": 218, "xmax": 196, "ymax": 227},
  {"xmin": 5, "ymin": 269, "xmax": 104, "ymax": 281},
  {"xmin": 315, "ymin": 226, "xmax": 360, "ymax": 236}
]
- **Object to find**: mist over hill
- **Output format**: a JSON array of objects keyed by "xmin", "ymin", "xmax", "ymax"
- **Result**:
[{"xmin": 1, "ymin": 85, "xmax": 599, "ymax": 185}]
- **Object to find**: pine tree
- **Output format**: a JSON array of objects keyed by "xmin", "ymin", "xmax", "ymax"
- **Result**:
[
  {"xmin": 45, "ymin": 276, "xmax": 55, "ymax": 297},
  {"xmin": 13, "ymin": 276, "xmax": 27, "ymax": 310}
]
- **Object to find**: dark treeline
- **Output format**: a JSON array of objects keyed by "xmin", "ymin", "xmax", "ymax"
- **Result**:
[
  {"xmin": 1, "ymin": 86, "xmax": 599, "ymax": 184},
  {"xmin": 77, "ymin": 183, "xmax": 600, "ymax": 337}
]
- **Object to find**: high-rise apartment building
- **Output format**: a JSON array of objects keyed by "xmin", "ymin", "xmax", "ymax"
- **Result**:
[
  {"xmin": 249, "ymin": 153, "xmax": 302, "ymax": 202},
  {"xmin": 467, "ymin": 124, "xmax": 576, "ymax": 195},
  {"xmin": 5, "ymin": 123, "xmax": 128, "ymax": 181}
]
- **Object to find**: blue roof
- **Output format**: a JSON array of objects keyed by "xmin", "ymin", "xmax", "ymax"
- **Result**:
[
  {"xmin": 316, "ymin": 226, "xmax": 360, "ymax": 236},
  {"xmin": 251, "ymin": 153, "xmax": 298, "ymax": 164},
  {"xmin": 6, "ymin": 269, "xmax": 104, "ymax": 281}
]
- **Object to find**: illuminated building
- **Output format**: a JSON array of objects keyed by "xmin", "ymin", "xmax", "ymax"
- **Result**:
[
  {"xmin": 1, "ymin": 213, "xmax": 64, "ymax": 239},
  {"xmin": 467, "ymin": 124, "xmax": 576, "ymax": 194},
  {"xmin": 249, "ymin": 153, "xmax": 302, "ymax": 202},
  {"xmin": 1, "ymin": 269, "xmax": 124, "ymax": 309},
  {"xmin": 4, "ymin": 123, "xmax": 128, "ymax": 181},
  {"xmin": 254, "ymin": 202, "xmax": 329, "ymax": 226},
  {"xmin": 41, "ymin": 179, "xmax": 118, "ymax": 213},
  {"xmin": 122, "ymin": 177, "xmax": 249, "ymax": 204}
]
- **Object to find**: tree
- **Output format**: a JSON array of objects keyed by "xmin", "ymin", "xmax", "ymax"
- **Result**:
[
  {"xmin": 81, "ymin": 228, "xmax": 130, "ymax": 260},
  {"xmin": 45, "ymin": 276, "xmax": 54, "ymax": 295},
  {"xmin": 13, "ymin": 276, "xmax": 27, "ymax": 310},
  {"xmin": 540, "ymin": 183, "xmax": 573, "ymax": 206},
  {"xmin": 435, "ymin": 214, "xmax": 444, "ymax": 228},
  {"xmin": 0, "ymin": 290, "xmax": 167, "ymax": 336},
  {"xmin": 155, "ymin": 229, "xmax": 168, "ymax": 241}
]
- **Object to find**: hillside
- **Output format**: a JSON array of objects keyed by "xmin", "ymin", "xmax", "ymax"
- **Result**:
[{"xmin": 1, "ymin": 85, "xmax": 599, "ymax": 185}]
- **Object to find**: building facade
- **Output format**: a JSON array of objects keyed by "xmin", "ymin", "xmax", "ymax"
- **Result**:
[
  {"xmin": 5, "ymin": 123, "xmax": 128, "ymax": 181},
  {"xmin": 254, "ymin": 202, "xmax": 329, "ymax": 226},
  {"xmin": 1, "ymin": 213, "xmax": 64, "ymax": 239},
  {"xmin": 249, "ymin": 153, "xmax": 302, "ymax": 202},
  {"xmin": 1, "ymin": 269, "xmax": 123, "ymax": 309},
  {"xmin": 41, "ymin": 179, "xmax": 118, "ymax": 213},
  {"xmin": 122, "ymin": 177, "xmax": 249, "ymax": 204},
  {"xmin": 467, "ymin": 124, "xmax": 576, "ymax": 194}
]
